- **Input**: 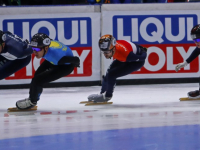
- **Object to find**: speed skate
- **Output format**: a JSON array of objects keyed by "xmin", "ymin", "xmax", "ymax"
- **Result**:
[
  {"xmin": 79, "ymin": 101, "xmax": 113, "ymax": 106},
  {"xmin": 7, "ymin": 106, "xmax": 38, "ymax": 112},
  {"xmin": 179, "ymin": 97, "xmax": 200, "ymax": 101}
]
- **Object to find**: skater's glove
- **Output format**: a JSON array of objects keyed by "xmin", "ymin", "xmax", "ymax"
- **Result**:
[
  {"xmin": 72, "ymin": 56, "xmax": 80, "ymax": 68},
  {"xmin": 141, "ymin": 47, "xmax": 147, "ymax": 53},
  {"xmin": 175, "ymin": 61, "xmax": 188, "ymax": 72}
]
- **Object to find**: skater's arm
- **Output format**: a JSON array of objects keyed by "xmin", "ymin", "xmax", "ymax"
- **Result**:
[
  {"xmin": 186, "ymin": 48, "xmax": 200, "ymax": 63},
  {"xmin": 175, "ymin": 48, "xmax": 200, "ymax": 72},
  {"xmin": 21, "ymin": 47, "xmax": 33, "ymax": 58},
  {"xmin": 58, "ymin": 56, "xmax": 80, "ymax": 67}
]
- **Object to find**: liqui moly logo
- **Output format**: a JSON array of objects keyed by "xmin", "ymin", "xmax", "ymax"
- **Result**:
[
  {"xmin": 113, "ymin": 14, "xmax": 198, "ymax": 75},
  {"xmin": 3, "ymin": 17, "xmax": 92, "ymax": 79}
]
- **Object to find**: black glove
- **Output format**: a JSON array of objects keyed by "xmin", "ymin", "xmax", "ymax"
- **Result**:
[
  {"xmin": 141, "ymin": 47, "xmax": 147, "ymax": 53},
  {"xmin": 73, "ymin": 56, "xmax": 80, "ymax": 67},
  {"xmin": 138, "ymin": 45, "xmax": 147, "ymax": 54}
]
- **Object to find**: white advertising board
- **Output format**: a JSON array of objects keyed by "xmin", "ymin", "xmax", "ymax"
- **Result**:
[
  {"xmin": 0, "ymin": 12, "xmax": 101, "ymax": 85},
  {"xmin": 101, "ymin": 10, "xmax": 200, "ymax": 79}
]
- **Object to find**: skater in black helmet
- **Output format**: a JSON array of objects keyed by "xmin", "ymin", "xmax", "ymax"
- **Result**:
[
  {"xmin": 175, "ymin": 24, "xmax": 200, "ymax": 99},
  {"xmin": 0, "ymin": 30, "xmax": 32, "ymax": 80},
  {"xmin": 15, "ymin": 33, "xmax": 80, "ymax": 110}
]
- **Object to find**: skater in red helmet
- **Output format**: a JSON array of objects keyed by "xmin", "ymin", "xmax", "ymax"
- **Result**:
[{"xmin": 88, "ymin": 34, "xmax": 147, "ymax": 103}]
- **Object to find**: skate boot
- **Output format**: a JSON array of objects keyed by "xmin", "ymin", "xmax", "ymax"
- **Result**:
[
  {"xmin": 187, "ymin": 90, "xmax": 200, "ymax": 99},
  {"xmin": 88, "ymin": 93, "xmax": 112, "ymax": 102},
  {"xmin": 16, "ymin": 98, "xmax": 37, "ymax": 110}
]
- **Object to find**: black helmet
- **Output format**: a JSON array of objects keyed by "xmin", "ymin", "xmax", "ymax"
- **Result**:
[
  {"xmin": 99, "ymin": 34, "xmax": 116, "ymax": 51},
  {"xmin": 191, "ymin": 24, "xmax": 200, "ymax": 40},
  {"xmin": 30, "ymin": 33, "xmax": 51, "ymax": 47},
  {"xmin": 0, "ymin": 30, "xmax": 5, "ymax": 45}
]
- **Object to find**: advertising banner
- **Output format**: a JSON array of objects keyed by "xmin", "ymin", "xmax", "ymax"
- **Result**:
[
  {"xmin": 0, "ymin": 13, "xmax": 101, "ymax": 85},
  {"xmin": 101, "ymin": 10, "xmax": 200, "ymax": 79}
]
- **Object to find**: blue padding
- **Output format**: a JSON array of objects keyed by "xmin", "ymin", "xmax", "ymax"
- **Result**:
[
  {"xmin": 145, "ymin": 0, "xmax": 167, "ymax": 2},
  {"xmin": 110, "ymin": 0, "xmax": 142, "ymax": 3},
  {"xmin": 124, "ymin": 0, "xmax": 132, "ymax": 3},
  {"xmin": 0, "ymin": 125, "xmax": 200, "ymax": 150},
  {"xmin": 111, "ymin": 0, "xmax": 120, "ymax": 3}
]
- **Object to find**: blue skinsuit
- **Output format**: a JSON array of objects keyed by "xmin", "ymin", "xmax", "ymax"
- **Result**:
[
  {"xmin": 43, "ymin": 40, "xmax": 73, "ymax": 65},
  {"xmin": 29, "ymin": 40, "xmax": 75, "ymax": 102}
]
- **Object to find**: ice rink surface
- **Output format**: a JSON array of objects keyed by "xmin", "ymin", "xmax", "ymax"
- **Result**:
[{"xmin": 1, "ymin": 83, "xmax": 200, "ymax": 150}]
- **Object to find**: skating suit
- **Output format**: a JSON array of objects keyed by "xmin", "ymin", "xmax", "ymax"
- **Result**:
[
  {"xmin": 186, "ymin": 47, "xmax": 200, "ymax": 63},
  {"xmin": 113, "ymin": 40, "xmax": 146, "ymax": 62},
  {"xmin": 43, "ymin": 40, "xmax": 73, "ymax": 65},
  {"xmin": 29, "ymin": 40, "xmax": 75, "ymax": 101},
  {"xmin": 101, "ymin": 40, "xmax": 147, "ymax": 97},
  {"xmin": 0, "ymin": 31, "xmax": 32, "ymax": 80},
  {"xmin": 0, "ymin": 31, "xmax": 32, "ymax": 60}
]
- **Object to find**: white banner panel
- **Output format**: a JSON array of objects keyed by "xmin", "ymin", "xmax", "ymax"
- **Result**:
[
  {"xmin": 101, "ymin": 10, "xmax": 200, "ymax": 79},
  {"xmin": 0, "ymin": 13, "xmax": 101, "ymax": 85}
]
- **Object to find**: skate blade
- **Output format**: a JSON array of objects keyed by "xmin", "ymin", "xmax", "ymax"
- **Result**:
[
  {"xmin": 79, "ymin": 101, "xmax": 93, "ymax": 104},
  {"xmin": 85, "ymin": 102, "xmax": 113, "ymax": 106},
  {"xmin": 7, "ymin": 106, "xmax": 38, "ymax": 112},
  {"xmin": 179, "ymin": 97, "xmax": 200, "ymax": 101}
]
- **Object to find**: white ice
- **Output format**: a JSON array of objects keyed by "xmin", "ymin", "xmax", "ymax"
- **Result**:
[{"xmin": 1, "ymin": 83, "xmax": 200, "ymax": 140}]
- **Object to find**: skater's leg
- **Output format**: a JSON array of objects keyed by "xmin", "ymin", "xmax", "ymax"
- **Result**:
[
  {"xmin": 29, "ymin": 62, "xmax": 74, "ymax": 103},
  {"xmin": 88, "ymin": 60, "xmax": 145, "ymax": 102},
  {"xmin": 16, "ymin": 61, "xmax": 74, "ymax": 109},
  {"xmin": 100, "ymin": 60, "xmax": 123, "ymax": 95},
  {"xmin": 187, "ymin": 76, "xmax": 200, "ymax": 98},
  {"xmin": 29, "ymin": 60, "xmax": 53, "ymax": 102},
  {"xmin": 105, "ymin": 60, "xmax": 145, "ymax": 97}
]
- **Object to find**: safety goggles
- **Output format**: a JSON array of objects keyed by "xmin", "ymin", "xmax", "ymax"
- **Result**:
[
  {"xmin": 102, "ymin": 50, "xmax": 112, "ymax": 54},
  {"xmin": 101, "ymin": 47, "xmax": 114, "ymax": 54},
  {"xmin": 32, "ymin": 47, "xmax": 43, "ymax": 52},
  {"xmin": 193, "ymin": 39, "xmax": 200, "ymax": 43}
]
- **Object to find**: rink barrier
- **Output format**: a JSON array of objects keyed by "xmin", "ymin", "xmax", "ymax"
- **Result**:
[{"xmin": 1, "ymin": 3, "xmax": 200, "ymax": 87}]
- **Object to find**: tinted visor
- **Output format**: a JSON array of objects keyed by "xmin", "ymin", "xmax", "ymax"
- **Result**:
[
  {"xmin": 193, "ymin": 39, "xmax": 200, "ymax": 43},
  {"xmin": 101, "ymin": 46, "xmax": 114, "ymax": 54},
  {"xmin": 32, "ymin": 47, "xmax": 42, "ymax": 52}
]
